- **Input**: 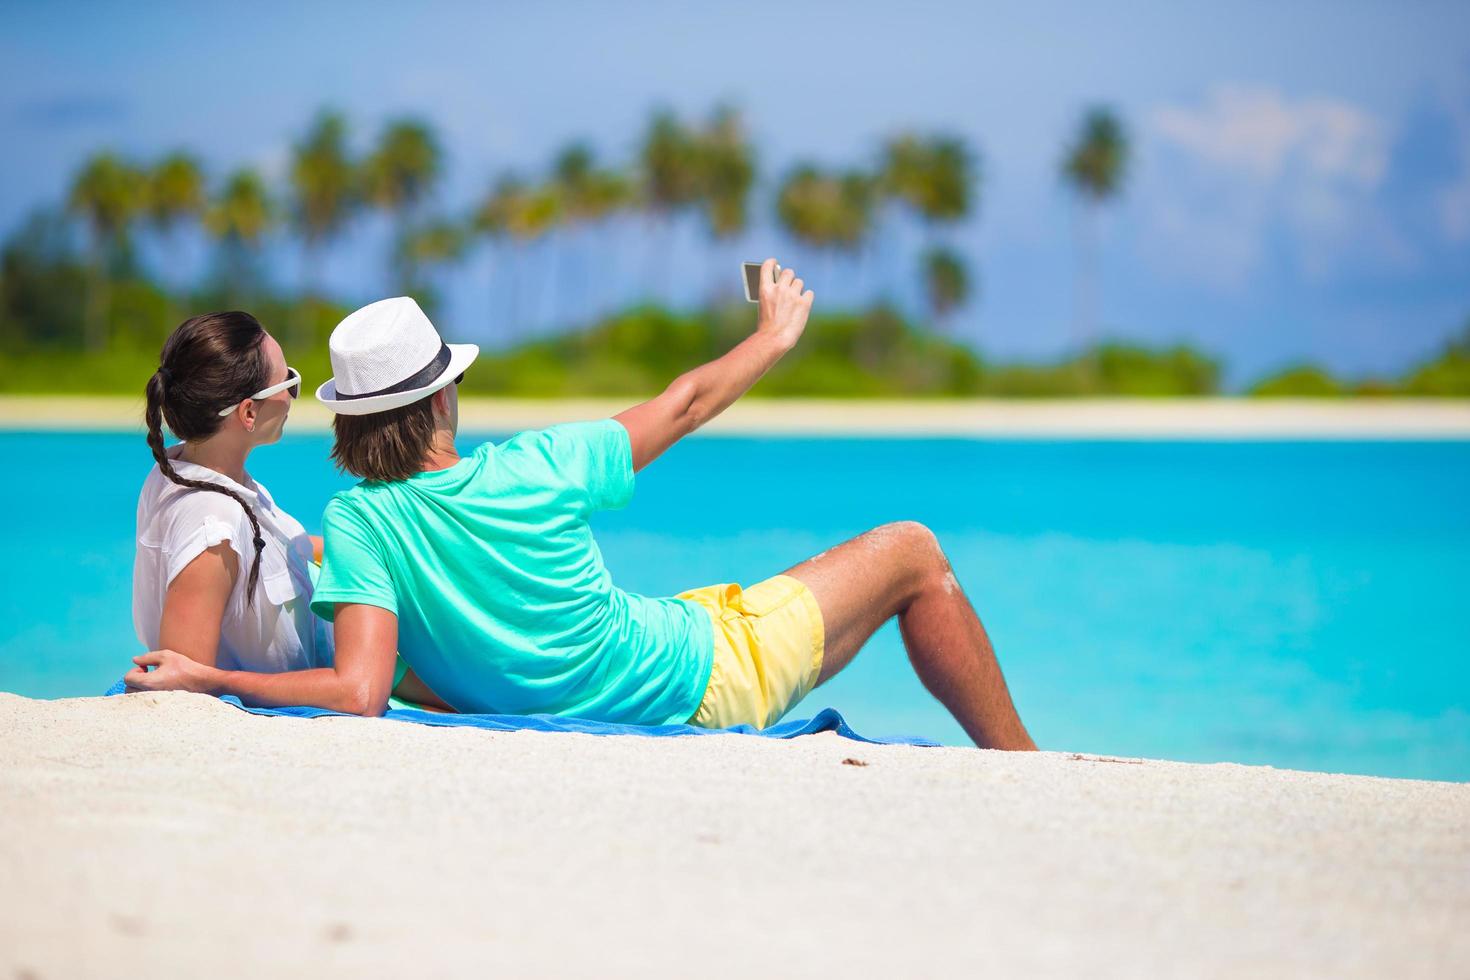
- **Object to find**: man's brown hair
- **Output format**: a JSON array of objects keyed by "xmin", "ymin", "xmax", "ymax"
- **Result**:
[{"xmin": 330, "ymin": 397, "xmax": 437, "ymax": 482}]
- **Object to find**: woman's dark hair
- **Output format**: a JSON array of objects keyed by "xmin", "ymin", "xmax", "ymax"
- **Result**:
[
  {"xmin": 144, "ymin": 312, "xmax": 271, "ymax": 604},
  {"xmin": 331, "ymin": 396, "xmax": 438, "ymax": 483}
]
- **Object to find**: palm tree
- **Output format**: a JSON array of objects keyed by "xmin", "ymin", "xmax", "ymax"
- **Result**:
[
  {"xmin": 633, "ymin": 107, "xmax": 758, "ymax": 307},
  {"xmin": 696, "ymin": 106, "xmax": 756, "ymax": 301},
  {"xmin": 473, "ymin": 175, "xmax": 560, "ymax": 339},
  {"xmin": 777, "ymin": 167, "xmax": 877, "ymax": 248},
  {"xmin": 881, "ymin": 134, "xmax": 973, "ymax": 225},
  {"xmin": 473, "ymin": 175, "xmax": 526, "ymax": 340},
  {"xmin": 554, "ymin": 144, "xmax": 632, "ymax": 227},
  {"xmin": 68, "ymin": 152, "xmax": 145, "ymax": 351},
  {"xmin": 775, "ymin": 165, "xmax": 877, "ymax": 294},
  {"xmin": 146, "ymin": 152, "xmax": 206, "ymax": 318},
  {"xmin": 921, "ymin": 246, "xmax": 972, "ymax": 332},
  {"xmin": 879, "ymin": 134, "xmax": 976, "ymax": 312},
  {"xmin": 204, "ymin": 169, "xmax": 274, "ymax": 305},
  {"xmin": 1061, "ymin": 107, "xmax": 1128, "ymax": 367},
  {"xmin": 290, "ymin": 110, "xmax": 358, "ymax": 348},
  {"xmin": 363, "ymin": 118, "xmax": 442, "ymax": 292},
  {"xmin": 394, "ymin": 217, "xmax": 466, "ymax": 315},
  {"xmin": 552, "ymin": 143, "xmax": 630, "ymax": 322},
  {"xmin": 511, "ymin": 182, "xmax": 563, "ymax": 334},
  {"xmin": 639, "ymin": 110, "xmax": 702, "ymax": 216},
  {"xmin": 637, "ymin": 110, "xmax": 701, "ymax": 300}
]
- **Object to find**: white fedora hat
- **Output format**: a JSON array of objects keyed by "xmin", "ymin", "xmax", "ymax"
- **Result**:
[{"xmin": 316, "ymin": 297, "xmax": 479, "ymax": 416}]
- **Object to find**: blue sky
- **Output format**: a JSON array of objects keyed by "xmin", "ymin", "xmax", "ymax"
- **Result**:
[{"xmin": 3, "ymin": 0, "xmax": 1469, "ymax": 386}]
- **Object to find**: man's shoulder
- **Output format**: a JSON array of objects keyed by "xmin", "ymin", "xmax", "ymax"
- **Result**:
[
  {"xmin": 491, "ymin": 427, "xmax": 553, "ymax": 452},
  {"xmin": 323, "ymin": 483, "xmax": 380, "ymax": 523},
  {"xmin": 478, "ymin": 427, "xmax": 563, "ymax": 469},
  {"xmin": 504, "ymin": 419, "xmax": 620, "ymax": 457},
  {"xmin": 326, "ymin": 483, "xmax": 366, "ymax": 506}
]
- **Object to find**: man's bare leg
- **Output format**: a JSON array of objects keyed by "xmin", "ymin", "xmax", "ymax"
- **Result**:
[{"xmin": 781, "ymin": 521, "xmax": 1036, "ymax": 750}]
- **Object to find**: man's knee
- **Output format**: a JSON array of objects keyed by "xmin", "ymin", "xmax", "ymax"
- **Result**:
[{"xmin": 872, "ymin": 520, "xmax": 951, "ymax": 586}]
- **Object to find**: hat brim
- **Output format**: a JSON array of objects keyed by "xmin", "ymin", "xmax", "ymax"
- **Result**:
[{"xmin": 315, "ymin": 343, "xmax": 480, "ymax": 416}]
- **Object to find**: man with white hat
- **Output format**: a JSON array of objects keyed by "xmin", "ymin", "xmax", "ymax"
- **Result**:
[{"xmin": 130, "ymin": 262, "xmax": 1034, "ymax": 748}]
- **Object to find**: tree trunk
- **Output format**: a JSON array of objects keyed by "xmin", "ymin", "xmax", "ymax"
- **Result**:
[
  {"xmin": 395, "ymin": 211, "xmax": 411, "ymax": 297},
  {"xmin": 590, "ymin": 221, "xmax": 609, "ymax": 322},
  {"xmin": 541, "ymin": 234, "xmax": 560, "ymax": 331},
  {"xmin": 507, "ymin": 244, "xmax": 522, "ymax": 343},
  {"xmin": 165, "ymin": 235, "xmax": 187, "ymax": 331},
  {"xmin": 484, "ymin": 240, "xmax": 499, "ymax": 346},
  {"xmin": 824, "ymin": 250, "xmax": 837, "ymax": 313},
  {"xmin": 225, "ymin": 241, "xmax": 248, "ymax": 308},
  {"xmin": 1082, "ymin": 204, "xmax": 1099, "ymax": 388},
  {"xmin": 921, "ymin": 225, "xmax": 936, "ymax": 332},
  {"xmin": 84, "ymin": 243, "xmax": 108, "ymax": 353},
  {"xmin": 295, "ymin": 244, "xmax": 320, "ymax": 354},
  {"xmin": 641, "ymin": 213, "xmax": 669, "ymax": 306},
  {"xmin": 1069, "ymin": 203, "xmax": 1098, "ymax": 388}
]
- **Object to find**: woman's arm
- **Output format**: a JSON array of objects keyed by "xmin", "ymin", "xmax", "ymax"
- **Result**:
[
  {"xmin": 157, "ymin": 544, "xmax": 238, "ymax": 667},
  {"xmin": 393, "ymin": 668, "xmax": 456, "ymax": 712},
  {"xmin": 126, "ymin": 603, "xmax": 400, "ymax": 716}
]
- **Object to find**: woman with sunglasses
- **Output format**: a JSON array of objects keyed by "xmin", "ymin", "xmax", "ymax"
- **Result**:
[{"xmin": 134, "ymin": 311, "xmax": 448, "ymax": 707}]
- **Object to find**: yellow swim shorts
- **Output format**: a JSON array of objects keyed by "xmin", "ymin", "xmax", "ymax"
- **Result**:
[{"xmin": 676, "ymin": 573, "xmax": 826, "ymax": 730}]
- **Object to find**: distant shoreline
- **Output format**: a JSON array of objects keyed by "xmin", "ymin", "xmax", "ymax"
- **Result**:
[{"xmin": 2, "ymin": 395, "xmax": 1469, "ymax": 439}]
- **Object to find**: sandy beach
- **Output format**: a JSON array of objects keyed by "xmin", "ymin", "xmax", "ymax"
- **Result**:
[
  {"xmin": 2, "ymin": 394, "xmax": 1469, "ymax": 438},
  {"xmin": 2, "ymin": 692, "xmax": 1466, "ymax": 978}
]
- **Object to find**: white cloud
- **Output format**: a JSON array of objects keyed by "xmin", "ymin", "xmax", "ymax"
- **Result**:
[
  {"xmin": 254, "ymin": 143, "xmax": 291, "ymax": 185},
  {"xmin": 1152, "ymin": 85, "xmax": 1386, "ymax": 185},
  {"xmin": 1141, "ymin": 84, "xmax": 1404, "ymax": 289},
  {"xmin": 1442, "ymin": 184, "xmax": 1470, "ymax": 241},
  {"xmin": 1437, "ymin": 77, "xmax": 1470, "ymax": 242}
]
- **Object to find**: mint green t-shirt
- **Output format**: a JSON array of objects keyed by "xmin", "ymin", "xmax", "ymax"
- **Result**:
[{"xmin": 310, "ymin": 418, "xmax": 714, "ymax": 725}]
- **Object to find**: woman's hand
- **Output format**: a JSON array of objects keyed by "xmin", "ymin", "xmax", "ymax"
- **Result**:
[{"xmin": 125, "ymin": 650, "xmax": 221, "ymax": 695}]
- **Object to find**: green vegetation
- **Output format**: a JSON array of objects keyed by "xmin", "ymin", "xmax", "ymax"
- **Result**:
[
  {"xmin": 1400, "ymin": 327, "xmax": 1470, "ymax": 396},
  {"xmin": 0, "ymin": 212, "xmax": 1217, "ymax": 398},
  {"xmin": 1244, "ymin": 326, "xmax": 1470, "ymax": 398},
  {"xmin": 4, "ymin": 217, "xmax": 1466, "ymax": 398},
  {"xmin": 464, "ymin": 304, "xmax": 984, "ymax": 398},
  {"xmin": 2, "ymin": 105, "xmax": 997, "ymax": 358},
  {"xmin": 0, "ymin": 315, "xmax": 1215, "ymax": 401},
  {"xmin": 1248, "ymin": 365, "xmax": 1345, "ymax": 398},
  {"xmin": 1061, "ymin": 107, "xmax": 1129, "ymax": 379},
  {"xmin": 921, "ymin": 247, "xmax": 971, "ymax": 333},
  {"xmin": 0, "ymin": 104, "xmax": 1464, "ymax": 400}
]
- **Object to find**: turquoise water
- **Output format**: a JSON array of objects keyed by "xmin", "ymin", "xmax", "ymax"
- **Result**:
[{"xmin": 1, "ymin": 431, "xmax": 1467, "ymax": 782}]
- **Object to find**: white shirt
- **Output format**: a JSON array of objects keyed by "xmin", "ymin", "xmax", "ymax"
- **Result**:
[{"xmin": 132, "ymin": 444, "xmax": 332, "ymax": 673}]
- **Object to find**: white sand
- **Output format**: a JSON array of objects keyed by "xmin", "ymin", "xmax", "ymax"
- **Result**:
[
  {"xmin": 3, "ymin": 394, "xmax": 1469, "ymax": 437},
  {"xmin": 2, "ymin": 692, "xmax": 1466, "ymax": 978}
]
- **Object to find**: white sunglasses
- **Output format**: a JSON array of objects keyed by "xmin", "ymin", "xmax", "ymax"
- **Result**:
[{"xmin": 217, "ymin": 366, "xmax": 302, "ymax": 417}]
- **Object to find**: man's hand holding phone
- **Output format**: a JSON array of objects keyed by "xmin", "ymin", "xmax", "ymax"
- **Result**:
[
  {"xmin": 620, "ymin": 257, "xmax": 812, "ymax": 457},
  {"xmin": 751, "ymin": 257, "xmax": 814, "ymax": 352}
]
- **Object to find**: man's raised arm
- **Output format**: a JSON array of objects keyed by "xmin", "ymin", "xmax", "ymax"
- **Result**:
[{"xmin": 614, "ymin": 258, "xmax": 813, "ymax": 472}]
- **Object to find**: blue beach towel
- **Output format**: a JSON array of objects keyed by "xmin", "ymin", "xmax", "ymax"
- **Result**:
[{"xmin": 104, "ymin": 679, "xmax": 938, "ymax": 746}]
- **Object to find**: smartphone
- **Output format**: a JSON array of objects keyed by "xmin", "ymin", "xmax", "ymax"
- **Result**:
[{"xmin": 742, "ymin": 261, "xmax": 780, "ymax": 303}]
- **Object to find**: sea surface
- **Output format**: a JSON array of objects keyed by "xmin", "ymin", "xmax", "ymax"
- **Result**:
[{"xmin": 1, "ymin": 430, "xmax": 1466, "ymax": 782}]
